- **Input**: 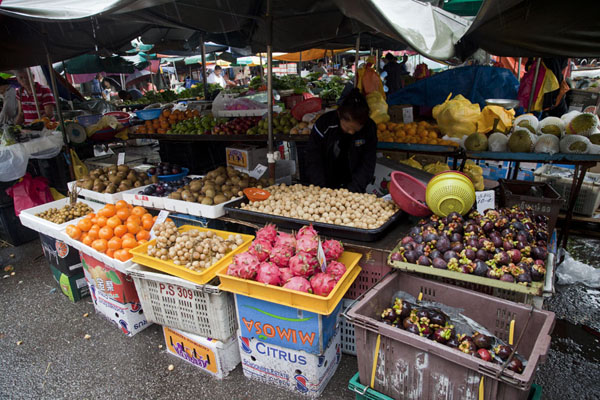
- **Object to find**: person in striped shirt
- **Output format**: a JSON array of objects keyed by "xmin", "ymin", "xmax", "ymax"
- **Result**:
[{"xmin": 14, "ymin": 69, "xmax": 56, "ymax": 125}]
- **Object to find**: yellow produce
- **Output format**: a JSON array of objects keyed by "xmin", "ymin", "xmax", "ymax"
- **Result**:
[
  {"xmin": 424, "ymin": 162, "xmax": 450, "ymax": 175},
  {"xmin": 463, "ymin": 162, "xmax": 484, "ymax": 191},
  {"xmin": 432, "ymin": 94, "xmax": 481, "ymax": 138},
  {"xmin": 376, "ymin": 120, "xmax": 458, "ymax": 147},
  {"xmin": 399, "ymin": 156, "xmax": 422, "ymax": 169}
]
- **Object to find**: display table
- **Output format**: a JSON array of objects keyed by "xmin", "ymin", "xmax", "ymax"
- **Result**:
[{"xmin": 0, "ymin": 132, "xmax": 64, "ymax": 182}]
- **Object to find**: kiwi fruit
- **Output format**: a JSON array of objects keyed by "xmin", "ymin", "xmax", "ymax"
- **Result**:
[
  {"xmin": 201, "ymin": 197, "xmax": 214, "ymax": 205},
  {"xmin": 134, "ymin": 181, "xmax": 143, "ymax": 188},
  {"xmin": 117, "ymin": 171, "xmax": 127, "ymax": 179},
  {"xmin": 81, "ymin": 180, "xmax": 94, "ymax": 190},
  {"xmin": 223, "ymin": 190, "xmax": 233, "ymax": 199},
  {"xmin": 189, "ymin": 181, "xmax": 202, "ymax": 192},
  {"xmin": 214, "ymin": 175, "xmax": 226, "ymax": 185},
  {"xmin": 204, "ymin": 189, "xmax": 216, "ymax": 198},
  {"xmin": 213, "ymin": 194, "xmax": 228, "ymax": 204},
  {"xmin": 105, "ymin": 184, "xmax": 117, "ymax": 193},
  {"xmin": 181, "ymin": 190, "xmax": 192, "ymax": 201},
  {"xmin": 117, "ymin": 165, "xmax": 129, "ymax": 172},
  {"xmin": 169, "ymin": 192, "xmax": 182, "ymax": 200}
]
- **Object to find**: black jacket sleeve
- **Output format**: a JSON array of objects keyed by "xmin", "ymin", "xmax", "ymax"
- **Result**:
[
  {"xmin": 347, "ymin": 121, "xmax": 378, "ymax": 193},
  {"xmin": 306, "ymin": 118, "xmax": 328, "ymax": 188}
]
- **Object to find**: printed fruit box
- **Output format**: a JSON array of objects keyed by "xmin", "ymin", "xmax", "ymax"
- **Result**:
[
  {"xmin": 81, "ymin": 252, "xmax": 139, "ymax": 305},
  {"xmin": 39, "ymin": 232, "xmax": 84, "ymax": 276},
  {"xmin": 129, "ymin": 225, "xmax": 254, "ymax": 285},
  {"xmin": 217, "ymin": 251, "xmax": 362, "ymax": 315},
  {"xmin": 50, "ymin": 263, "xmax": 89, "ymax": 303}
]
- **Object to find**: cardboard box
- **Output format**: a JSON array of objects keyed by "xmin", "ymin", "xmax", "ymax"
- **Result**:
[
  {"xmin": 566, "ymin": 89, "xmax": 600, "ymax": 113},
  {"xmin": 50, "ymin": 264, "xmax": 89, "ymax": 303},
  {"xmin": 238, "ymin": 327, "xmax": 341, "ymax": 398},
  {"xmin": 226, "ymin": 145, "xmax": 268, "ymax": 170},
  {"xmin": 235, "ymin": 294, "xmax": 342, "ymax": 355},
  {"xmin": 163, "ymin": 327, "xmax": 240, "ymax": 379},
  {"xmin": 40, "ymin": 233, "xmax": 81, "ymax": 276},
  {"xmin": 81, "ymin": 252, "xmax": 139, "ymax": 305}
]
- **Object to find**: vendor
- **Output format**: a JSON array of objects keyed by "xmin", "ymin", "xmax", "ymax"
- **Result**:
[
  {"xmin": 306, "ymin": 88, "xmax": 377, "ymax": 193},
  {"xmin": 14, "ymin": 69, "xmax": 56, "ymax": 125},
  {"xmin": 101, "ymin": 79, "xmax": 114, "ymax": 102},
  {"xmin": 0, "ymin": 77, "xmax": 18, "ymax": 125},
  {"xmin": 207, "ymin": 66, "xmax": 233, "ymax": 88}
]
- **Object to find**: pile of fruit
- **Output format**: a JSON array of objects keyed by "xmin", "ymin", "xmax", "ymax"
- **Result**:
[
  {"xmin": 138, "ymin": 176, "xmax": 199, "ymax": 197},
  {"xmin": 167, "ymin": 115, "xmax": 223, "ymax": 135},
  {"xmin": 213, "ymin": 116, "xmax": 261, "ymax": 135},
  {"xmin": 390, "ymin": 207, "xmax": 549, "ymax": 285},
  {"xmin": 249, "ymin": 112, "xmax": 298, "ymax": 136},
  {"xmin": 167, "ymin": 166, "xmax": 271, "ymax": 205},
  {"xmin": 239, "ymin": 184, "xmax": 398, "ymax": 230},
  {"xmin": 35, "ymin": 202, "xmax": 94, "ymax": 224},
  {"xmin": 379, "ymin": 298, "xmax": 525, "ymax": 373},
  {"xmin": 147, "ymin": 162, "xmax": 185, "ymax": 177},
  {"xmin": 227, "ymin": 224, "xmax": 348, "ymax": 296},
  {"xmin": 65, "ymin": 201, "xmax": 155, "ymax": 261},
  {"xmin": 75, "ymin": 165, "xmax": 152, "ymax": 194},
  {"xmin": 377, "ymin": 121, "xmax": 458, "ymax": 146},
  {"xmin": 135, "ymin": 109, "xmax": 200, "ymax": 135},
  {"xmin": 146, "ymin": 220, "xmax": 245, "ymax": 271}
]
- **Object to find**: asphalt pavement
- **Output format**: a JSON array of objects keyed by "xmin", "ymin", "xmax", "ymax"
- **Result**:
[{"xmin": 0, "ymin": 237, "xmax": 598, "ymax": 400}]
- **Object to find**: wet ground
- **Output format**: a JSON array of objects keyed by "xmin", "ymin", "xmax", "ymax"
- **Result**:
[{"xmin": 0, "ymin": 236, "xmax": 598, "ymax": 400}]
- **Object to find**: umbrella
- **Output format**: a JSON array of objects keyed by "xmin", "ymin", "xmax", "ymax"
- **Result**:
[{"xmin": 125, "ymin": 69, "xmax": 152, "ymax": 86}]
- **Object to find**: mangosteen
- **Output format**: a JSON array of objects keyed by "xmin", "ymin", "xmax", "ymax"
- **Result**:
[
  {"xmin": 491, "ymin": 236, "xmax": 503, "ymax": 249},
  {"xmin": 417, "ymin": 255, "xmax": 432, "ymax": 266},
  {"xmin": 447, "ymin": 211, "xmax": 462, "ymax": 221},
  {"xmin": 419, "ymin": 325, "xmax": 432, "ymax": 338},
  {"xmin": 404, "ymin": 242, "xmax": 415, "ymax": 251},
  {"xmin": 502, "ymin": 240, "xmax": 514, "ymax": 251},
  {"xmin": 461, "ymin": 264, "xmax": 474, "ymax": 274},
  {"xmin": 524, "ymin": 221, "xmax": 535, "ymax": 231},
  {"xmin": 507, "ymin": 358, "xmax": 524, "ymax": 373},
  {"xmin": 511, "ymin": 221, "xmax": 525, "ymax": 231},
  {"xmin": 393, "ymin": 299, "xmax": 412, "ymax": 320},
  {"xmin": 494, "ymin": 251, "xmax": 511, "ymax": 266},
  {"xmin": 466, "ymin": 237, "xmax": 480, "ymax": 249},
  {"xmin": 531, "ymin": 264, "xmax": 546, "ymax": 281},
  {"xmin": 501, "ymin": 228, "xmax": 513, "ymax": 239},
  {"xmin": 473, "ymin": 260, "xmax": 489, "ymax": 277},
  {"xmin": 459, "ymin": 340, "xmax": 477, "ymax": 355},
  {"xmin": 424, "ymin": 233, "xmax": 439, "ymax": 244},
  {"xmin": 401, "ymin": 236, "xmax": 414, "ymax": 245},
  {"xmin": 403, "ymin": 315, "xmax": 418, "ymax": 330},
  {"xmin": 451, "ymin": 242, "xmax": 464, "ymax": 253},
  {"xmin": 516, "ymin": 269, "xmax": 532, "ymax": 284},
  {"xmin": 535, "ymin": 214, "xmax": 549, "ymax": 224},
  {"xmin": 443, "ymin": 250, "xmax": 458, "ymax": 262},
  {"xmin": 429, "ymin": 250, "xmax": 442, "ymax": 260},
  {"xmin": 404, "ymin": 250, "xmax": 418, "ymax": 264},
  {"xmin": 414, "ymin": 243, "xmax": 426, "ymax": 256},
  {"xmin": 416, "ymin": 309, "xmax": 431, "ymax": 320},
  {"xmin": 390, "ymin": 252, "xmax": 403, "ymax": 262},
  {"xmin": 408, "ymin": 226, "xmax": 421, "ymax": 237},
  {"xmin": 405, "ymin": 323, "xmax": 421, "ymax": 335},
  {"xmin": 464, "ymin": 248, "xmax": 476, "ymax": 260},
  {"xmin": 500, "ymin": 273, "xmax": 515, "ymax": 283},
  {"xmin": 432, "ymin": 258, "xmax": 448, "ymax": 270},
  {"xmin": 476, "ymin": 249, "xmax": 489, "ymax": 261},
  {"xmin": 531, "ymin": 246, "xmax": 547, "ymax": 261},
  {"xmin": 482, "ymin": 220, "xmax": 494, "ymax": 233},
  {"xmin": 429, "ymin": 311, "xmax": 447, "ymax": 327},
  {"xmin": 486, "ymin": 268, "xmax": 501, "ymax": 280},
  {"xmin": 515, "ymin": 231, "xmax": 529, "ymax": 244},
  {"xmin": 155, "ymin": 186, "xmax": 165, "ymax": 195},
  {"xmin": 436, "ymin": 237, "xmax": 451, "ymax": 253},
  {"xmin": 472, "ymin": 333, "xmax": 492, "ymax": 349},
  {"xmin": 148, "ymin": 167, "xmax": 157, "ymax": 175},
  {"xmin": 450, "ymin": 233, "xmax": 463, "ymax": 243},
  {"xmin": 380, "ymin": 308, "xmax": 396, "ymax": 322},
  {"xmin": 433, "ymin": 327, "xmax": 452, "ymax": 344},
  {"xmin": 413, "ymin": 235, "xmax": 424, "ymax": 244},
  {"xmin": 477, "ymin": 348, "xmax": 492, "ymax": 362},
  {"xmin": 507, "ymin": 249, "xmax": 522, "ymax": 264},
  {"xmin": 535, "ymin": 231, "xmax": 548, "ymax": 242},
  {"xmin": 447, "ymin": 337, "xmax": 460, "ymax": 348}
]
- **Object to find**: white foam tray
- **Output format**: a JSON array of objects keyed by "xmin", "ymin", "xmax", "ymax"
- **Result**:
[
  {"xmin": 62, "ymin": 232, "xmax": 133, "ymax": 275},
  {"xmin": 162, "ymin": 194, "xmax": 241, "ymax": 219},
  {"xmin": 121, "ymin": 185, "xmax": 165, "ymax": 209},
  {"xmin": 67, "ymin": 181, "xmax": 146, "ymax": 204}
]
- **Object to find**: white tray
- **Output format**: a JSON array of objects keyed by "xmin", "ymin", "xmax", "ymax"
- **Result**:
[
  {"xmin": 121, "ymin": 185, "xmax": 165, "ymax": 209},
  {"xmin": 19, "ymin": 198, "xmax": 104, "ymax": 241},
  {"xmin": 162, "ymin": 195, "xmax": 242, "ymax": 219},
  {"xmin": 62, "ymin": 231, "xmax": 133, "ymax": 275},
  {"xmin": 67, "ymin": 181, "xmax": 147, "ymax": 204}
]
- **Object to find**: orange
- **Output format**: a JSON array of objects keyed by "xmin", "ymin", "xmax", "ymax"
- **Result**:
[
  {"xmin": 92, "ymin": 239, "xmax": 108, "ymax": 253},
  {"xmin": 106, "ymin": 249, "xmax": 115, "ymax": 259},
  {"xmin": 126, "ymin": 215, "xmax": 141, "ymax": 224},
  {"xmin": 136, "ymin": 230, "xmax": 150, "ymax": 241},
  {"xmin": 137, "ymin": 239, "xmax": 148, "ymax": 244},
  {"xmin": 90, "ymin": 224, "xmax": 100, "ymax": 231},
  {"xmin": 100, "ymin": 204, "xmax": 116, "ymax": 218},
  {"xmin": 108, "ymin": 237, "xmax": 122, "ymax": 250},
  {"xmin": 114, "ymin": 249, "xmax": 132, "ymax": 262},
  {"xmin": 90, "ymin": 216, "xmax": 98, "ymax": 225},
  {"xmin": 86, "ymin": 212, "xmax": 96, "ymax": 219},
  {"xmin": 116, "ymin": 208, "xmax": 130, "ymax": 221},
  {"xmin": 122, "ymin": 237, "xmax": 137, "ymax": 249},
  {"xmin": 82, "ymin": 235, "xmax": 94, "ymax": 246},
  {"xmin": 77, "ymin": 218, "xmax": 92, "ymax": 232},
  {"xmin": 66, "ymin": 225, "xmax": 81, "ymax": 240},
  {"xmin": 107, "ymin": 216, "xmax": 121, "ymax": 229},
  {"xmin": 96, "ymin": 216, "xmax": 107, "ymax": 227},
  {"xmin": 87, "ymin": 228, "xmax": 99, "ymax": 241},
  {"xmin": 115, "ymin": 200, "xmax": 128, "ymax": 209},
  {"xmin": 99, "ymin": 226, "xmax": 114, "ymax": 240},
  {"xmin": 114, "ymin": 225, "xmax": 128, "ymax": 238},
  {"xmin": 126, "ymin": 221, "xmax": 141, "ymax": 235},
  {"xmin": 142, "ymin": 218, "xmax": 154, "ymax": 231},
  {"xmin": 131, "ymin": 206, "xmax": 147, "ymax": 217},
  {"xmin": 121, "ymin": 233, "xmax": 135, "ymax": 241}
]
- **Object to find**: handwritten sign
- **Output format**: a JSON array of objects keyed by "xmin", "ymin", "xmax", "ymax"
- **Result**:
[
  {"xmin": 476, "ymin": 190, "xmax": 495, "ymax": 214},
  {"xmin": 117, "ymin": 152, "xmax": 125, "ymax": 165},
  {"xmin": 402, "ymin": 107, "xmax": 414, "ymax": 123},
  {"xmin": 150, "ymin": 210, "xmax": 169, "ymax": 239},
  {"xmin": 317, "ymin": 238, "xmax": 327, "ymax": 272},
  {"xmin": 249, "ymin": 164, "xmax": 268, "ymax": 180}
]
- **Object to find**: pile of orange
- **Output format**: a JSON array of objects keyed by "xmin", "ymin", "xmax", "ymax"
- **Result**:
[
  {"xmin": 135, "ymin": 109, "xmax": 199, "ymax": 135},
  {"xmin": 377, "ymin": 121, "xmax": 458, "ymax": 147},
  {"xmin": 66, "ymin": 200, "xmax": 155, "ymax": 262}
]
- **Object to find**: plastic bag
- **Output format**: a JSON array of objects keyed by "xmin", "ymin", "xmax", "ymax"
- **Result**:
[
  {"xmin": 477, "ymin": 105, "xmax": 514, "ymax": 134},
  {"xmin": 358, "ymin": 67, "xmax": 385, "ymax": 97},
  {"xmin": 488, "ymin": 132, "xmax": 509, "ymax": 152},
  {"xmin": 556, "ymin": 250, "xmax": 600, "ymax": 288},
  {"xmin": 534, "ymin": 134, "xmax": 560, "ymax": 154},
  {"xmin": 366, "ymin": 92, "xmax": 390, "ymax": 124},
  {"xmin": 432, "ymin": 94, "xmax": 481, "ymax": 138},
  {"xmin": 560, "ymin": 135, "xmax": 591, "ymax": 154},
  {"xmin": 5, "ymin": 173, "xmax": 53, "ymax": 216},
  {"xmin": 423, "ymin": 162, "xmax": 450, "ymax": 174},
  {"xmin": 0, "ymin": 143, "xmax": 29, "ymax": 181}
]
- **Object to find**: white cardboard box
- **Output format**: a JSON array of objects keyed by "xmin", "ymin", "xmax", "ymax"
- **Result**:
[
  {"xmin": 163, "ymin": 326, "xmax": 240, "ymax": 379},
  {"xmin": 238, "ymin": 327, "xmax": 341, "ymax": 398}
]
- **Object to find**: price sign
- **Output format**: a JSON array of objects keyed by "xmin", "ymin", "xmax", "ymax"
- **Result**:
[
  {"xmin": 402, "ymin": 107, "xmax": 414, "ymax": 123},
  {"xmin": 317, "ymin": 238, "xmax": 327, "ymax": 272},
  {"xmin": 150, "ymin": 210, "xmax": 169, "ymax": 239},
  {"xmin": 117, "ymin": 152, "xmax": 125, "ymax": 165},
  {"xmin": 476, "ymin": 190, "xmax": 495, "ymax": 214},
  {"xmin": 249, "ymin": 164, "xmax": 267, "ymax": 179}
]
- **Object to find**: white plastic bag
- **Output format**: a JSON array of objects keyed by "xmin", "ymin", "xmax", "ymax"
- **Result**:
[
  {"xmin": 556, "ymin": 250, "xmax": 600, "ymax": 288},
  {"xmin": 488, "ymin": 132, "xmax": 509, "ymax": 152},
  {"xmin": 0, "ymin": 143, "xmax": 29, "ymax": 181},
  {"xmin": 534, "ymin": 134, "xmax": 560, "ymax": 154}
]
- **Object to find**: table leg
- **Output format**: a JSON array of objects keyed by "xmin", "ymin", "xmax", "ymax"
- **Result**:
[
  {"xmin": 511, "ymin": 161, "xmax": 521, "ymax": 180},
  {"xmin": 558, "ymin": 164, "xmax": 589, "ymax": 249}
]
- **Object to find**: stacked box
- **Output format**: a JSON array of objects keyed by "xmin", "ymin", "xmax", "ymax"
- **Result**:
[
  {"xmin": 40, "ymin": 233, "xmax": 82, "ymax": 276},
  {"xmin": 50, "ymin": 264, "xmax": 89, "ymax": 303}
]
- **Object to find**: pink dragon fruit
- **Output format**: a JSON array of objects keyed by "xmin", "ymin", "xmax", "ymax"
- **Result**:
[
  {"xmin": 233, "ymin": 252, "xmax": 260, "ymax": 280},
  {"xmin": 289, "ymin": 252, "xmax": 318, "ymax": 278},
  {"xmin": 256, "ymin": 262, "xmax": 281, "ymax": 286},
  {"xmin": 283, "ymin": 276, "xmax": 312, "ymax": 293},
  {"xmin": 270, "ymin": 245, "xmax": 294, "ymax": 267},
  {"xmin": 296, "ymin": 224, "xmax": 318, "ymax": 240},
  {"xmin": 255, "ymin": 224, "xmax": 278, "ymax": 245},
  {"xmin": 322, "ymin": 239, "xmax": 344, "ymax": 262},
  {"xmin": 227, "ymin": 262, "xmax": 241, "ymax": 277},
  {"xmin": 310, "ymin": 273, "xmax": 338, "ymax": 296},
  {"xmin": 279, "ymin": 268, "xmax": 294, "ymax": 284},
  {"xmin": 326, "ymin": 261, "xmax": 347, "ymax": 280},
  {"xmin": 274, "ymin": 231, "xmax": 296, "ymax": 250},
  {"xmin": 248, "ymin": 239, "xmax": 272, "ymax": 262},
  {"xmin": 296, "ymin": 235, "xmax": 319, "ymax": 256}
]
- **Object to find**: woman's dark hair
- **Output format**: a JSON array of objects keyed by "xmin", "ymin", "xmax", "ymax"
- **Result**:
[{"xmin": 337, "ymin": 88, "xmax": 369, "ymax": 126}]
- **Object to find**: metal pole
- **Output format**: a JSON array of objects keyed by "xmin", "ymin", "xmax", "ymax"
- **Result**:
[
  {"xmin": 354, "ymin": 34, "xmax": 360, "ymax": 86},
  {"xmin": 26, "ymin": 68, "xmax": 42, "ymax": 120},
  {"xmin": 266, "ymin": 0, "xmax": 275, "ymax": 180},
  {"xmin": 527, "ymin": 58, "xmax": 542, "ymax": 112},
  {"xmin": 201, "ymin": 36, "xmax": 209, "ymax": 99},
  {"xmin": 517, "ymin": 57, "xmax": 522, "ymax": 82},
  {"xmin": 259, "ymin": 52, "xmax": 264, "ymax": 83},
  {"xmin": 298, "ymin": 52, "xmax": 302, "ymax": 75}
]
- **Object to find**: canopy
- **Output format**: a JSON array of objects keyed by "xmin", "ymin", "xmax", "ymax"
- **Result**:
[
  {"xmin": 274, "ymin": 48, "xmax": 351, "ymax": 62},
  {"xmin": 62, "ymin": 54, "xmax": 146, "ymax": 74}
]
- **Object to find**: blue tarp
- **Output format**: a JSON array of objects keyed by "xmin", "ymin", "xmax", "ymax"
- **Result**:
[{"xmin": 387, "ymin": 66, "xmax": 520, "ymax": 109}]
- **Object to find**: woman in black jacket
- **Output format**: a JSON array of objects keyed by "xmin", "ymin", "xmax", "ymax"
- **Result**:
[{"xmin": 306, "ymin": 89, "xmax": 377, "ymax": 193}]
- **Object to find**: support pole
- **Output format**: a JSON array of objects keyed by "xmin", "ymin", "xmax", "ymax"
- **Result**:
[
  {"xmin": 527, "ymin": 58, "xmax": 542, "ymax": 112},
  {"xmin": 266, "ymin": 0, "xmax": 275, "ymax": 180},
  {"xmin": 26, "ymin": 68, "xmax": 42, "ymax": 120},
  {"xmin": 201, "ymin": 36, "xmax": 209, "ymax": 99},
  {"xmin": 517, "ymin": 57, "xmax": 522, "ymax": 82},
  {"xmin": 259, "ymin": 52, "xmax": 264, "ymax": 83},
  {"xmin": 298, "ymin": 52, "xmax": 302, "ymax": 75},
  {"xmin": 354, "ymin": 34, "xmax": 360, "ymax": 86}
]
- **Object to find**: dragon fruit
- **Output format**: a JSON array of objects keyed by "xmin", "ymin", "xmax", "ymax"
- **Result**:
[
  {"xmin": 255, "ymin": 224, "xmax": 278, "ymax": 245},
  {"xmin": 296, "ymin": 225, "xmax": 318, "ymax": 240},
  {"xmin": 233, "ymin": 252, "xmax": 260, "ymax": 280},
  {"xmin": 326, "ymin": 261, "xmax": 347, "ymax": 280},
  {"xmin": 279, "ymin": 268, "xmax": 294, "ymax": 284},
  {"xmin": 289, "ymin": 252, "xmax": 318, "ymax": 278},
  {"xmin": 296, "ymin": 235, "xmax": 319, "ymax": 256},
  {"xmin": 256, "ymin": 262, "xmax": 281, "ymax": 286},
  {"xmin": 270, "ymin": 245, "xmax": 294, "ymax": 267},
  {"xmin": 283, "ymin": 276, "xmax": 312, "ymax": 293},
  {"xmin": 227, "ymin": 262, "xmax": 241, "ymax": 277},
  {"xmin": 322, "ymin": 239, "xmax": 344, "ymax": 261},
  {"xmin": 274, "ymin": 231, "xmax": 296, "ymax": 250},
  {"xmin": 248, "ymin": 239, "xmax": 272, "ymax": 262},
  {"xmin": 310, "ymin": 273, "xmax": 338, "ymax": 296}
]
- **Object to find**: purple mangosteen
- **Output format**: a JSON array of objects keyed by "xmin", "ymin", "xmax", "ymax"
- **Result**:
[
  {"xmin": 417, "ymin": 255, "xmax": 432, "ymax": 266},
  {"xmin": 436, "ymin": 237, "xmax": 451, "ymax": 253},
  {"xmin": 473, "ymin": 260, "xmax": 489, "ymax": 277},
  {"xmin": 476, "ymin": 249, "xmax": 490, "ymax": 261},
  {"xmin": 443, "ymin": 250, "xmax": 458, "ymax": 262},
  {"xmin": 432, "ymin": 257, "xmax": 448, "ymax": 269}
]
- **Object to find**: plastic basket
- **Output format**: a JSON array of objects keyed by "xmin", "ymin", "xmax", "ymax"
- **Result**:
[
  {"xmin": 389, "ymin": 171, "xmax": 431, "ymax": 217},
  {"xmin": 344, "ymin": 249, "xmax": 392, "ymax": 300},
  {"xmin": 348, "ymin": 272, "xmax": 555, "ymax": 400},
  {"xmin": 426, "ymin": 171, "xmax": 476, "ymax": 216},
  {"xmin": 534, "ymin": 164, "xmax": 600, "ymax": 216},
  {"xmin": 341, "ymin": 298, "xmax": 357, "ymax": 355},
  {"xmin": 128, "ymin": 264, "xmax": 237, "ymax": 341}
]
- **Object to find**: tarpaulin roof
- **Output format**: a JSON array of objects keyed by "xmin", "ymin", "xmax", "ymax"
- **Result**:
[
  {"xmin": 274, "ymin": 48, "xmax": 352, "ymax": 62},
  {"xmin": 61, "ymin": 54, "xmax": 146, "ymax": 74}
]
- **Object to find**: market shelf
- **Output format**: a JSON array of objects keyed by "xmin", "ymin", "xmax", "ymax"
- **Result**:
[
  {"xmin": 465, "ymin": 151, "xmax": 600, "ymax": 163},
  {"xmin": 130, "ymin": 133, "xmax": 309, "ymax": 142},
  {"xmin": 377, "ymin": 142, "xmax": 460, "ymax": 153}
]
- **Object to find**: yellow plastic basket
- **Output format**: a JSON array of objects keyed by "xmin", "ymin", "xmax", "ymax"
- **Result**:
[
  {"xmin": 217, "ymin": 251, "xmax": 363, "ymax": 315},
  {"xmin": 129, "ymin": 225, "xmax": 254, "ymax": 285},
  {"xmin": 426, "ymin": 171, "xmax": 476, "ymax": 216}
]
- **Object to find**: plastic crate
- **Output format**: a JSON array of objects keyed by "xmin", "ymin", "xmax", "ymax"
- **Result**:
[
  {"xmin": 344, "ymin": 248, "xmax": 392, "ymax": 300},
  {"xmin": 341, "ymin": 298, "xmax": 357, "ymax": 355},
  {"xmin": 348, "ymin": 272, "xmax": 555, "ymax": 400},
  {"xmin": 534, "ymin": 164, "xmax": 600, "ymax": 216},
  {"xmin": 128, "ymin": 264, "xmax": 237, "ymax": 341},
  {"xmin": 499, "ymin": 179, "xmax": 562, "ymax": 235}
]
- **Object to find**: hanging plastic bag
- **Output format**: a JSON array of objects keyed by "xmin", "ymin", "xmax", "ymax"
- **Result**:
[
  {"xmin": 358, "ymin": 67, "xmax": 386, "ymax": 98},
  {"xmin": 0, "ymin": 143, "xmax": 29, "ymax": 181},
  {"xmin": 477, "ymin": 106, "xmax": 515, "ymax": 134},
  {"xmin": 5, "ymin": 173, "xmax": 54, "ymax": 216},
  {"xmin": 70, "ymin": 148, "xmax": 88, "ymax": 180},
  {"xmin": 432, "ymin": 94, "xmax": 481, "ymax": 138},
  {"xmin": 366, "ymin": 92, "xmax": 390, "ymax": 124}
]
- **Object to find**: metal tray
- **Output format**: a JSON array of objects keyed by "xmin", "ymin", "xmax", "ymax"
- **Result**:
[{"xmin": 224, "ymin": 198, "xmax": 403, "ymax": 242}]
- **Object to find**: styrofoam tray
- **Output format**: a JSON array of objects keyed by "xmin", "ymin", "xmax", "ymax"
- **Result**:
[
  {"xmin": 19, "ymin": 198, "xmax": 104, "ymax": 241},
  {"xmin": 122, "ymin": 175, "xmax": 203, "ymax": 210},
  {"xmin": 67, "ymin": 181, "xmax": 146, "ymax": 204},
  {"xmin": 63, "ymin": 233, "xmax": 133, "ymax": 274},
  {"xmin": 162, "ymin": 195, "xmax": 242, "ymax": 219}
]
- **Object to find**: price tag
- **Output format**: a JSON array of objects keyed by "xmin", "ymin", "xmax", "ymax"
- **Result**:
[
  {"xmin": 402, "ymin": 107, "xmax": 414, "ymax": 123},
  {"xmin": 476, "ymin": 190, "xmax": 495, "ymax": 214},
  {"xmin": 382, "ymin": 194, "xmax": 392, "ymax": 201},
  {"xmin": 117, "ymin": 152, "xmax": 125, "ymax": 165},
  {"xmin": 249, "ymin": 164, "xmax": 267, "ymax": 179},
  {"xmin": 317, "ymin": 238, "xmax": 327, "ymax": 272},
  {"xmin": 150, "ymin": 210, "xmax": 169, "ymax": 239}
]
